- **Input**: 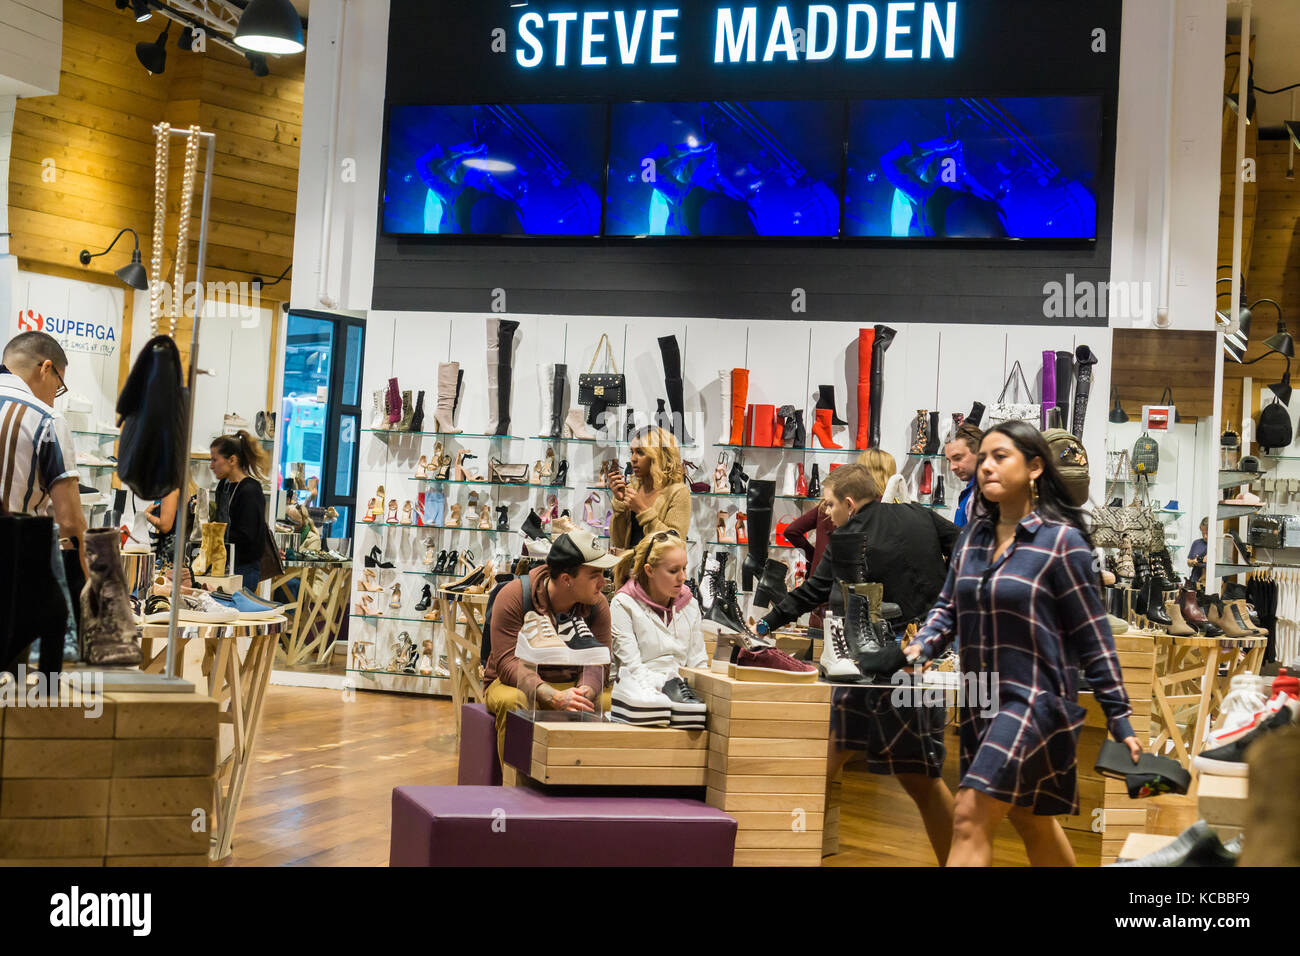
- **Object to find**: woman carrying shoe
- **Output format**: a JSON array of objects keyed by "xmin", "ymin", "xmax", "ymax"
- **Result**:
[
  {"xmin": 209, "ymin": 430, "xmax": 271, "ymax": 592},
  {"xmin": 609, "ymin": 529, "xmax": 706, "ymax": 690},
  {"xmin": 607, "ymin": 426, "xmax": 691, "ymax": 551},
  {"xmin": 905, "ymin": 420, "xmax": 1141, "ymax": 867}
]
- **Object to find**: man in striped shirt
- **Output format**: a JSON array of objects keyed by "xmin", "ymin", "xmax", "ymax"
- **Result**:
[{"xmin": 0, "ymin": 332, "xmax": 87, "ymax": 581}]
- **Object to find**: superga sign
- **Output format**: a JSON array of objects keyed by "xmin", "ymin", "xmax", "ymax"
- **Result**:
[
  {"xmin": 16, "ymin": 309, "xmax": 119, "ymax": 356},
  {"xmin": 514, "ymin": 2, "xmax": 958, "ymax": 68}
]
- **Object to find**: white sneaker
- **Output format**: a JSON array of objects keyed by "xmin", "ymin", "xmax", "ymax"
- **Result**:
[
  {"xmin": 223, "ymin": 412, "xmax": 252, "ymax": 434},
  {"xmin": 610, "ymin": 670, "xmax": 672, "ymax": 726},
  {"xmin": 514, "ymin": 611, "xmax": 574, "ymax": 665},
  {"xmin": 819, "ymin": 613, "xmax": 865, "ymax": 684},
  {"xmin": 176, "ymin": 592, "xmax": 239, "ymax": 623}
]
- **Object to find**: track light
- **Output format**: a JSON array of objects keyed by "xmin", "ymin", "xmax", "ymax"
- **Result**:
[
  {"xmin": 1269, "ymin": 362, "xmax": 1292, "ymax": 407},
  {"xmin": 234, "ymin": 0, "xmax": 305, "ymax": 55},
  {"xmin": 131, "ymin": 0, "xmax": 152, "ymax": 22},
  {"xmin": 246, "ymin": 52, "xmax": 269, "ymax": 76},
  {"xmin": 137, "ymin": 23, "xmax": 169, "ymax": 74},
  {"xmin": 179, "ymin": 25, "xmax": 195, "ymax": 51},
  {"xmin": 78, "ymin": 228, "xmax": 150, "ymax": 291}
]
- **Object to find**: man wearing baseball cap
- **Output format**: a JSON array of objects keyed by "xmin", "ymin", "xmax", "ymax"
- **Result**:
[{"xmin": 483, "ymin": 530, "xmax": 618, "ymax": 760}]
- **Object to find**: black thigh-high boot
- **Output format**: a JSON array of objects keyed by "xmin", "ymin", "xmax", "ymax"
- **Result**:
[
  {"xmin": 495, "ymin": 319, "xmax": 519, "ymax": 436},
  {"xmin": 868, "ymin": 325, "xmax": 897, "ymax": 448},
  {"xmin": 657, "ymin": 334, "xmax": 693, "ymax": 445},
  {"xmin": 1054, "ymin": 351, "xmax": 1073, "ymax": 426},
  {"xmin": 550, "ymin": 364, "xmax": 567, "ymax": 438},
  {"xmin": 1071, "ymin": 345, "xmax": 1099, "ymax": 440},
  {"xmin": 741, "ymin": 479, "xmax": 775, "ymax": 592}
]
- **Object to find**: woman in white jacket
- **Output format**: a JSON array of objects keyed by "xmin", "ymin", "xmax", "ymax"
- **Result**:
[{"xmin": 608, "ymin": 529, "xmax": 708, "ymax": 726}]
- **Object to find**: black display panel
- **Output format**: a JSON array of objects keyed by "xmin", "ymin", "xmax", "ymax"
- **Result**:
[
  {"xmin": 383, "ymin": 103, "xmax": 607, "ymax": 236},
  {"xmin": 604, "ymin": 100, "xmax": 844, "ymax": 237},
  {"xmin": 843, "ymin": 95, "xmax": 1101, "ymax": 239}
]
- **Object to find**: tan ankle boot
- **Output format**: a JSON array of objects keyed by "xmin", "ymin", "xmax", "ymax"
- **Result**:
[
  {"xmin": 1226, "ymin": 599, "xmax": 1266, "ymax": 635},
  {"xmin": 1165, "ymin": 600, "xmax": 1195, "ymax": 636},
  {"xmin": 1208, "ymin": 598, "xmax": 1254, "ymax": 638},
  {"xmin": 203, "ymin": 522, "xmax": 228, "ymax": 577}
]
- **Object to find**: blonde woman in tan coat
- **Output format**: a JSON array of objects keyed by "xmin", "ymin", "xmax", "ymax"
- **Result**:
[{"xmin": 607, "ymin": 426, "xmax": 691, "ymax": 551}]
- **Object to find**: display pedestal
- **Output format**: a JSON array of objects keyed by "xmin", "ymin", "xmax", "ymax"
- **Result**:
[
  {"xmin": 687, "ymin": 668, "xmax": 831, "ymax": 867},
  {"xmin": 139, "ymin": 617, "xmax": 284, "ymax": 860},
  {"xmin": 0, "ymin": 681, "xmax": 218, "ymax": 866}
]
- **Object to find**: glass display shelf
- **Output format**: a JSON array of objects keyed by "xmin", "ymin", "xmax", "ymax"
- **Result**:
[
  {"xmin": 545, "ymin": 435, "xmax": 698, "ymax": 448},
  {"xmin": 401, "ymin": 568, "xmax": 471, "ymax": 576},
  {"xmin": 1217, "ymin": 503, "xmax": 1262, "ymax": 521},
  {"xmin": 347, "ymin": 667, "xmax": 450, "ymax": 681},
  {"xmin": 918, "ymin": 502, "xmax": 950, "ymax": 509},
  {"xmin": 351, "ymin": 614, "xmax": 438, "ymax": 623},
  {"xmin": 906, "ymin": 453, "xmax": 945, "ymax": 460},
  {"xmin": 708, "ymin": 541, "xmax": 799, "ymax": 550},
  {"xmin": 1218, "ymin": 469, "xmax": 1269, "ymax": 489},
  {"xmin": 366, "ymin": 429, "xmax": 525, "ymax": 440},
  {"xmin": 72, "ymin": 430, "xmax": 119, "ymax": 440},
  {"xmin": 409, "ymin": 478, "xmax": 570, "ymax": 489},
  {"xmin": 77, "ymin": 462, "xmax": 117, "ymax": 471},
  {"xmin": 715, "ymin": 443, "xmax": 860, "ymax": 456}
]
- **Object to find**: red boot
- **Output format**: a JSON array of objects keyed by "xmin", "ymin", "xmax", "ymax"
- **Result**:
[
  {"xmin": 856, "ymin": 328, "xmax": 874, "ymax": 449},
  {"xmin": 811, "ymin": 408, "xmax": 842, "ymax": 449},
  {"xmin": 729, "ymin": 369, "xmax": 749, "ymax": 445},
  {"xmin": 796, "ymin": 462, "xmax": 808, "ymax": 497},
  {"xmin": 920, "ymin": 460, "xmax": 933, "ymax": 496},
  {"xmin": 752, "ymin": 404, "xmax": 776, "ymax": 446}
]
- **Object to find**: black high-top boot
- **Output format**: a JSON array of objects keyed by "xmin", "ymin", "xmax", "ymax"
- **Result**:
[
  {"xmin": 729, "ymin": 456, "xmax": 749, "ymax": 495},
  {"xmin": 752, "ymin": 558, "xmax": 789, "ymax": 608},
  {"xmin": 826, "ymin": 531, "xmax": 868, "ymax": 618},
  {"xmin": 807, "ymin": 463, "xmax": 821, "ymax": 498},
  {"xmin": 815, "ymin": 385, "xmax": 849, "ymax": 426},
  {"xmin": 657, "ymin": 334, "xmax": 693, "ymax": 445},
  {"xmin": 741, "ymin": 480, "xmax": 775, "ymax": 591},
  {"xmin": 549, "ymin": 364, "xmax": 567, "ymax": 439},
  {"xmin": 792, "ymin": 410, "xmax": 807, "ymax": 448},
  {"xmin": 706, "ymin": 580, "xmax": 769, "ymax": 649},
  {"xmin": 700, "ymin": 550, "xmax": 729, "ymax": 613},
  {"xmin": 844, "ymin": 584, "xmax": 906, "ymax": 682},
  {"xmin": 867, "ymin": 325, "xmax": 897, "ymax": 448},
  {"xmin": 922, "ymin": 411, "xmax": 941, "ymax": 455},
  {"xmin": 410, "ymin": 390, "xmax": 426, "ymax": 432},
  {"xmin": 1071, "ymin": 346, "xmax": 1098, "ymax": 441}
]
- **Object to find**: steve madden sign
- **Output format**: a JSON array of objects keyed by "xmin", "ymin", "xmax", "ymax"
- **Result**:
[{"xmin": 513, "ymin": 2, "xmax": 958, "ymax": 68}]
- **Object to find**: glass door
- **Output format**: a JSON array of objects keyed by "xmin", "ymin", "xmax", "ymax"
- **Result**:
[{"xmin": 279, "ymin": 311, "xmax": 365, "ymax": 536}]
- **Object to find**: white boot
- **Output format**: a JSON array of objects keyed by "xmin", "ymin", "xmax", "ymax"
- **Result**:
[
  {"xmin": 780, "ymin": 463, "xmax": 797, "ymax": 497},
  {"xmin": 370, "ymin": 390, "xmax": 386, "ymax": 429},
  {"xmin": 716, "ymin": 369, "xmax": 731, "ymax": 446},
  {"xmin": 819, "ymin": 612, "xmax": 865, "ymax": 683},
  {"xmin": 434, "ymin": 362, "xmax": 462, "ymax": 434},
  {"xmin": 538, "ymin": 363, "xmax": 553, "ymax": 439}
]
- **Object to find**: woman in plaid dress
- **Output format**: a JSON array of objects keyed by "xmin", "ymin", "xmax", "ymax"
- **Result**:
[{"xmin": 905, "ymin": 421, "xmax": 1141, "ymax": 866}]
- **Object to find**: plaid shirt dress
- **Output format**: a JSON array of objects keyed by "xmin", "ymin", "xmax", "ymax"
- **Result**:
[{"xmin": 911, "ymin": 513, "xmax": 1135, "ymax": 815}]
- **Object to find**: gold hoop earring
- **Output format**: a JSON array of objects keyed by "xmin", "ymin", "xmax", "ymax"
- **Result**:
[{"xmin": 1031, "ymin": 477, "xmax": 1039, "ymax": 507}]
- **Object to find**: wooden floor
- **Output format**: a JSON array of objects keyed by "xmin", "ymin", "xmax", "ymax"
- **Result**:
[{"xmin": 228, "ymin": 685, "xmax": 1189, "ymax": 867}]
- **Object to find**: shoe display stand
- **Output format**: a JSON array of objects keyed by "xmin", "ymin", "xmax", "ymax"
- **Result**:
[
  {"xmin": 0, "ymin": 681, "xmax": 218, "ymax": 866},
  {"xmin": 1149, "ymin": 632, "xmax": 1268, "ymax": 765},
  {"xmin": 1196, "ymin": 771, "xmax": 1248, "ymax": 843},
  {"xmin": 686, "ymin": 669, "xmax": 831, "ymax": 866},
  {"xmin": 137, "ymin": 618, "xmax": 285, "ymax": 860},
  {"xmin": 271, "ymin": 560, "xmax": 354, "ymax": 669},
  {"xmin": 439, "ymin": 590, "xmax": 487, "ymax": 738}
]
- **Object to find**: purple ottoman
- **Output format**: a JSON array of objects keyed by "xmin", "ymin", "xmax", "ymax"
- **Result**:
[
  {"xmin": 457, "ymin": 704, "xmax": 502, "ymax": 786},
  {"xmin": 390, "ymin": 786, "xmax": 737, "ymax": 867}
]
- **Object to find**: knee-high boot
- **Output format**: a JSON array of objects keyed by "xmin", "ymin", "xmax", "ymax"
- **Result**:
[
  {"xmin": 1072, "ymin": 345, "xmax": 1099, "ymax": 440},
  {"xmin": 740, "ymin": 479, "xmax": 775, "ymax": 592},
  {"xmin": 868, "ymin": 325, "xmax": 896, "ymax": 448},
  {"xmin": 549, "ymin": 364, "xmax": 567, "ymax": 439},
  {"xmin": 80, "ymin": 528, "xmax": 143, "ymax": 666},
  {"xmin": 494, "ymin": 319, "xmax": 519, "ymax": 436},
  {"xmin": 1054, "ymin": 350, "xmax": 1073, "ymax": 426},
  {"xmin": 855, "ymin": 328, "xmax": 875, "ymax": 450},
  {"xmin": 1041, "ymin": 350, "xmax": 1057, "ymax": 430},
  {"xmin": 657, "ymin": 335, "xmax": 692, "ymax": 445}
]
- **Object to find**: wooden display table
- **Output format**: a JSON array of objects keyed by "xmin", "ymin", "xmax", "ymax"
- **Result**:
[
  {"xmin": 503, "ymin": 712, "xmax": 708, "ymax": 786},
  {"xmin": 686, "ymin": 668, "xmax": 831, "ymax": 867},
  {"xmin": 272, "ymin": 561, "xmax": 353, "ymax": 668},
  {"xmin": 139, "ymin": 616, "xmax": 286, "ymax": 860},
  {"xmin": 0, "ymin": 675, "xmax": 218, "ymax": 866},
  {"xmin": 1116, "ymin": 831, "xmax": 1177, "ymax": 862},
  {"xmin": 1151, "ymin": 632, "xmax": 1267, "ymax": 765},
  {"xmin": 440, "ymin": 590, "xmax": 487, "ymax": 740}
]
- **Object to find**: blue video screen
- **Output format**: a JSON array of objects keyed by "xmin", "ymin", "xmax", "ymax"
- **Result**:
[
  {"xmin": 843, "ymin": 96, "xmax": 1102, "ymax": 239},
  {"xmin": 382, "ymin": 104, "xmax": 606, "ymax": 236},
  {"xmin": 604, "ymin": 100, "xmax": 845, "ymax": 237}
]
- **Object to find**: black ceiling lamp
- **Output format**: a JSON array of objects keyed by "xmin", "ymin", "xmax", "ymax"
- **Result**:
[
  {"xmin": 1257, "ymin": 300, "xmax": 1294, "ymax": 357},
  {"xmin": 234, "ymin": 0, "xmax": 305, "ymax": 55},
  {"xmin": 130, "ymin": 0, "xmax": 152, "ymax": 22},
  {"xmin": 178, "ymin": 25, "xmax": 196, "ymax": 51},
  {"xmin": 137, "ymin": 22, "xmax": 170, "ymax": 74},
  {"xmin": 246, "ymin": 52, "xmax": 270, "ymax": 76},
  {"xmin": 1268, "ymin": 360, "xmax": 1292, "ymax": 406},
  {"xmin": 1108, "ymin": 387, "xmax": 1129, "ymax": 424},
  {"xmin": 78, "ymin": 228, "xmax": 149, "ymax": 291},
  {"xmin": 1225, "ymin": 55, "xmax": 1256, "ymax": 125}
]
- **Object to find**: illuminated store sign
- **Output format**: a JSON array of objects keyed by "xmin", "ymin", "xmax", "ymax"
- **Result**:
[{"xmin": 514, "ymin": 2, "xmax": 958, "ymax": 68}]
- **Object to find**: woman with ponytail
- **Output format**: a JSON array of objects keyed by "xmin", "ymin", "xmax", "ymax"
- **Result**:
[
  {"xmin": 208, "ymin": 430, "xmax": 271, "ymax": 591},
  {"xmin": 609, "ymin": 529, "xmax": 706, "ymax": 692}
]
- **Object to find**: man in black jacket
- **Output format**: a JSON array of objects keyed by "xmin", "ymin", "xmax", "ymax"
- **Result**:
[{"xmin": 756, "ymin": 462, "xmax": 959, "ymax": 865}]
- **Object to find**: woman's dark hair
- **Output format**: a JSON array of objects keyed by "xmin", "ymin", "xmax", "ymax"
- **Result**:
[
  {"xmin": 210, "ymin": 430, "xmax": 269, "ymax": 481},
  {"xmin": 972, "ymin": 420, "xmax": 1093, "ymax": 545}
]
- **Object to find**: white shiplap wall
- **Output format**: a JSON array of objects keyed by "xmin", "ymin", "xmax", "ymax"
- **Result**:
[{"xmin": 0, "ymin": 0, "xmax": 61, "ymax": 98}]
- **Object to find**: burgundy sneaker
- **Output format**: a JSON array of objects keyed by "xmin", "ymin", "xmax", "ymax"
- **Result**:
[{"xmin": 732, "ymin": 647, "xmax": 819, "ymax": 684}]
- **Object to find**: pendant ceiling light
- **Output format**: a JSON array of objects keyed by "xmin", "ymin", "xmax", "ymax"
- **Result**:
[
  {"xmin": 1108, "ymin": 387, "xmax": 1129, "ymax": 424},
  {"xmin": 79, "ymin": 228, "xmax": 150, "ymax": 291},
  {"xmin": 1269, "ymin": 365, "xmax": 1292, "ymax": 407},
  {"xmin": 234, "ymin": 0, "xmax": 305, "ymax": 55}
]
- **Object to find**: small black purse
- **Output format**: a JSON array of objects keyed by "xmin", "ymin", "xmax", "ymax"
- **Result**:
[{"xmin": 577, "ymin": 333, "xmax": 626, "ymax": 407}]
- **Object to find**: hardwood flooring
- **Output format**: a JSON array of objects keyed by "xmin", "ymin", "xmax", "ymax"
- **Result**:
[{"xmin": 229, "ymin": 685, "xmax": 1188, "ymax": 867}]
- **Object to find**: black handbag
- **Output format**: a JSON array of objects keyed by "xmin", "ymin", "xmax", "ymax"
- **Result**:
[
  {"xmin": 116, "ymin": 334, "xmax": 189, "ymax": 500},
  {"xmin": 577, "ymin": 333, "xmax": 626, "ymax": 407}
]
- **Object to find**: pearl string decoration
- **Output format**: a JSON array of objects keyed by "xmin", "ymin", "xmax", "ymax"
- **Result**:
[
  {"xmin": 171, "ymin": 125, "xmax": 202, "ymax": 340},
  {"xmin": 150, "ymin": 122, "xmax": 170, "ymax": 337}
]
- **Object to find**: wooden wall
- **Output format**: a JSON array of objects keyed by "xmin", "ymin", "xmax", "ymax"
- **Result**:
[
  {"xmin": 1111, "ymin": 329, "xmax": 1216, "ymax": 422},
  {"xmin": 7, "ymin": 0, "xmax": 302, "ymax": 368}
]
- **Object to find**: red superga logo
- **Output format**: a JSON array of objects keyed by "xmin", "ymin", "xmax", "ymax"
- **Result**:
[{"xmin": 17, "ymin": 309, "xmax": 43, "ymax": 331}]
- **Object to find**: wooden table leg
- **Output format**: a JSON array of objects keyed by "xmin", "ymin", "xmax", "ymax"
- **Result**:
[{"xmin": 1189, "ymin": 644, "xmax": 1221, "ymax": 757}]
